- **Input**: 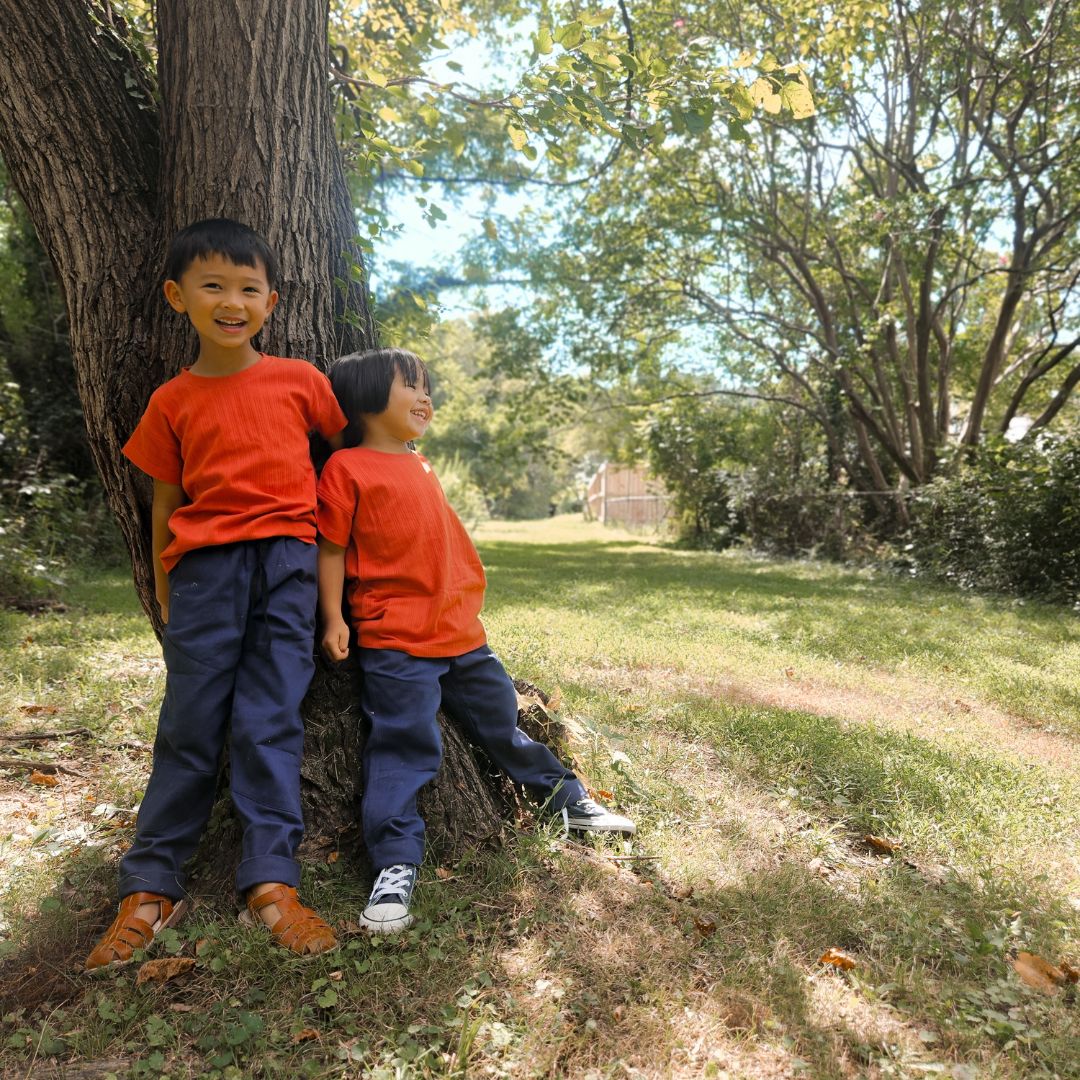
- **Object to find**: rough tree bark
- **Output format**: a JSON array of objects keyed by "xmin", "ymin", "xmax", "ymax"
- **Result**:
[{"xmin": 0, "ymin": 0, "xmax": 513, "ymax": 886}]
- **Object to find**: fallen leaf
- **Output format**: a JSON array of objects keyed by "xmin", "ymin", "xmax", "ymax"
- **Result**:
[
  {"xmin": 589, "ymin": 788, "xmax": 614, "ymax": 801},
  {"xmin": 434, "ymin": 866, "xmax": 453, "ymax": 880},
  {"xmin": 613, "ymin": 1004, "xmax": 625, "ymax": 1021},
  {"xmin": 29, "ymin": 770, "xmax": 60, "ymax": 787},
  {"xmin": 784, "ymin": 668, "xmax": 796, "ymax": 679},
  {"xmin": 19, "ymin": 704, "xmax": 59, "ymax": 716},
  {"xmin": 194, "ymin": 938, "xmax": 211, "ymax": 955},
  {"xmin": 1012, "ymin": 952, "xmax": 1066, "ymax": 994},
  {"xmin": 819, "ymin": 947, "xmax": 856, "ymax": 970},
  {"xmin": 694, "ymin": 914, "xmax": 718, "ymax": 937},
  {"xmin": 135, "ymin": 957, "xmax": 195, "ymax": 986},
  {"xmin": 328, "ymin": 970, "xmax": 344, "ymax": 982},
  {"xmin": 864, "ymin": 834, "xmax": 900, "ymax": 855},
  {"xmin": 670, "ymin": 884, "xmax": 694, "ymax": 900},
  {"xmin": 291, "ymin": 1028, "xmax": 319, "ymax": 1044},
  {"xmin": 1059, "ymin": 961, "xmax": 1079, "ymax": 984},
  {"xmin": 326, "ymin": 851, "xmax": 340, "ymax": 864},
  {"xmin": 547, "ymin": 686, "xmax": 563, "ymax": 711}
]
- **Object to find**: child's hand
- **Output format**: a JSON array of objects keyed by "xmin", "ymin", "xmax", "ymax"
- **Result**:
[
  {"xmin": 156, "ymin": 587, "xmax": 170, "ymax": 625},
  {"xmin": 321, "ymin": 619, "xmax": 351, "ymax": 661}
]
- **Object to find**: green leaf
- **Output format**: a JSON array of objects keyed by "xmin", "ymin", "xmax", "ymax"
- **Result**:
[
  {"xmin": 729, "ymin": 83, "xmax": 754, "ymax": 120},
  {"xmin": 483, "ymin": 218, "xmax": 498, "ymax": 241},
  {"xmin": 726, "ymin": 118, "xmax": 752, "ymax": 143},
  {"xmin": 555, "ymin": 21, "xmax": 584, "ymax": 49},
  {"xmin": 536, "ymin": 26, "xmax": 553, "ymax": 55},
  {"xmin": 365, "ymin": 70, "xmax": 388, "ymax": 88},
  {"xmin": 580, "ymin": 8, "xmax": 614, "ymax": 27},
  {"xmin": 733, "ymin": 49, "xmax": 755, "ymax": 69},
  {"xmin": 402, "ymin": 159, "xmax": 424, "ymax": 177},
  {"xmin": 685, "ymin": 109, "xmax": 709, "ymax": 133},
  {"xmin": 417, "ymin": 104, "xmax": 440, "ymax": 128},
  {"xmin": 377, "ymin": 106, "xmax": 401, "ymax": 124},
  {"xmin": 780, "ymin": 81, "xmax": 816, "ymax": 119},
  {"xmin": 508, "ymin": 125, "xmax": 529, "ymax": 151}
]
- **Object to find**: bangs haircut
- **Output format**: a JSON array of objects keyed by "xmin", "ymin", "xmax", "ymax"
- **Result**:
[
  {"xmin": 330, "ymin": 348, "xmax": 432, "ymax": 448},
  {"xmin": 164, "ymin": 218, "xmax": 280, "ymax": 291}
]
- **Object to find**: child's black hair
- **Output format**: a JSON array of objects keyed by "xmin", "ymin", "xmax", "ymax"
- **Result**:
[
  {"xmin": 164, "ymin": 218, "xmax": 280, "ymax": 291},
  {"xmin": 330, "ymin": 348, "xmax": 432, "ymax": 448}
]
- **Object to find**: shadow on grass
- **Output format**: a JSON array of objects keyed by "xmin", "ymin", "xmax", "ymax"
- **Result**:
[
  {"xmin": 2, "ymin": 551, "xmax": 1076, "ymax": 1075},
  {"xmin": 481, "ymin": 538, "xmax": 1080, "ymax": 728},
  {"xmin": 2, "ymin": 698, "xmax": 1076, "ymax": 1077}
]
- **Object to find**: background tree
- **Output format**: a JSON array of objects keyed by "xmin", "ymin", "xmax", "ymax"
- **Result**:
[
  {"xmin": 0, "ymin": 0, "xmax": 509, "ymax": 873},
  {"xmin": 467, "ymin": 0, "xmax": 1080, "ymax": 533},
  {"xmin": 0, "ymin": 0, "xmax": 815, "ymax": 871}
]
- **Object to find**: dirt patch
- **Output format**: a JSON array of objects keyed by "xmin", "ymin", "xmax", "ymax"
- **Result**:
[{"xmin": 586, "ymin": 660, "xmax": 1080, "ymax": 777}]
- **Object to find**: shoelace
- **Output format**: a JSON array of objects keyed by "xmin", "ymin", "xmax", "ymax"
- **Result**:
[{"xmin": 370, "ymin": 864, "xmax": 414, "ymax": 903}]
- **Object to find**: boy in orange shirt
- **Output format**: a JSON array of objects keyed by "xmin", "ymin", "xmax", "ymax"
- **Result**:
[
  {"xmin": 85, "ymin": 219, "xmax": 345, "ymax": 969},
  {"xmin": 316, "ymin": 347, "xmax": 635, "ymax": 934}
]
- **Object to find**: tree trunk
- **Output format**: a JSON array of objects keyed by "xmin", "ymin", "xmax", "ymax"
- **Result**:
[{"xmin": 0, "ymin": 0, "xmax": 507, "ymax": 885}]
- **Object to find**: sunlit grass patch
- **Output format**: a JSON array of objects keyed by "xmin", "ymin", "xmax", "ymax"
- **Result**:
[{"xmin": 2, "ymin": 523, "xmax": 1078, "ymax": 1078}]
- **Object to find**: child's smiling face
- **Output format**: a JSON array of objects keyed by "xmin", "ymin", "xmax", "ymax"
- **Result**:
[
  {"xmin": 361, "ymin": 369, "xmax": 433, "ymax": 450},
  {"xmin": 164, "ymin": 253, "xmax": 278, "ymax": 355}
]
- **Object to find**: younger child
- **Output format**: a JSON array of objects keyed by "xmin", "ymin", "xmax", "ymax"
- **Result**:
[
  {"xmin": 316, "ymin": 347, "xmax": 635, "ymax": 934},
  {"xmin": 86, "ymin": 218, "xmax": 345, "ymax": 969}
]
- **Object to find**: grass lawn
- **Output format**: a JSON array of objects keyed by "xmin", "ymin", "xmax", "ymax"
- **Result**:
[{"xmin": 1, "ymin": 516, "xmax": 1077, "ymax": 1078}]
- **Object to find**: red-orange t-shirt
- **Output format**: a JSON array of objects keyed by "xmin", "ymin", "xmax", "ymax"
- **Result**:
[
  {"xmin": 316, "ymin": 448, "xmax": 487, "ymax": 657},
  {"xmin": 123, "ymin": 355, "xmax": 346, "ymax": 572}
]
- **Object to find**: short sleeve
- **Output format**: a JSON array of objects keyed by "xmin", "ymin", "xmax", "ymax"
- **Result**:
[
  {"xmin": 306, "ymin": 367, "xmax": 347, "ymax": 440},
  {"xmin": 316, "ymin": 454, "xmax": 357, "ymax": 547},
  {"xmin": 122, "ymin": 390, "xmax": 183, "ymax": 484}
]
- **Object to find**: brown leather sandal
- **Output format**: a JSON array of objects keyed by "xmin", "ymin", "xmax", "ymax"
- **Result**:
[
  {"xmin": 242, "ymin": 885, "xmax": 337, "ymax": 957},
  {"xmin": 85, "ymin": 891, "xmax": 189, "ymax": 971}
]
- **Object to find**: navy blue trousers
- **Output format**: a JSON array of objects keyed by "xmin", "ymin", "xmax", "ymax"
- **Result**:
[
  {"xmin": 118, "ymin": 538, "xmax": 317, "ymax": 900},
  {"xmin": 358, "ymin": 645, "xmax": 586, "ymax": 869}
]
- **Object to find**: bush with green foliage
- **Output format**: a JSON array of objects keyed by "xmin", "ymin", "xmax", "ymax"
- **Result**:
[
  {"xmin": 0, "ymin": 352, "xmax": 121, "ymax": 608},
  {"xmin": 908, "ymin": 436, "xmax": 1080, "ymax": 604},
  {"xmin": 426, "ymin": 452, "xmax": 490, "ymax": 531},
  {"xmin": 644, "ymin": 397, "xmax": 743, "ymax": 548},
  {"xmin": 644, "ymin": 394, "xmax": 868, "ymax": 557}
]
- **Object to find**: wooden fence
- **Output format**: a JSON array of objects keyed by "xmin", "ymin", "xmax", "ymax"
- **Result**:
[{"xmin": 585, "ymin": 463, "xmax": 670, "ymax": 528}]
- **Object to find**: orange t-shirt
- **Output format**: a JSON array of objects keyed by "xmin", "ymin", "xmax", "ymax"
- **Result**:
[
  {"xmin": 316, "ymin": 448, "xmax": 487, "ymax": 657},
  {"xmin": 123, "ymin": 355, "xmax": 346, "ymax": 572}
]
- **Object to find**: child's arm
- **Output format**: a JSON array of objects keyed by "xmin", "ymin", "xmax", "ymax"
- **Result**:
[
  {"xmin": 317, "ymin": 535, "xmax": 351, "ymax": 661},
  {"xmin": 151, "ymin": 480, "xmax": 185, "ymax": 623}
]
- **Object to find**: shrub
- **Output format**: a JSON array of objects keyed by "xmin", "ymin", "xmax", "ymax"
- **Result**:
[
  {"xmin": 427, "ymin": 453, "xmax": 490, "ymax": 531},
  {"xmin": 908, "ymin": 436, "xmax": 1080, "ymax": 604}
]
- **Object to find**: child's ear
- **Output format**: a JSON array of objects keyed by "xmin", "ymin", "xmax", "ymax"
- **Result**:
[
  {"xmin": 264, "ymin": 290, "xmax": 279, "ymax": 316},
  {"xmin": 163, "ymin": 279, "xmax": 185, "ymax": 313}
]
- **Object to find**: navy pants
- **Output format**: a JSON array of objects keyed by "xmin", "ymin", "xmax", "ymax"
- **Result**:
[
  {"xmin": 118, "ymin": 538, "xmax": 317, "ymax": 900},
  {"xmin": 358, "ymin": 645, "xmax": 586, "ymax": 869}
]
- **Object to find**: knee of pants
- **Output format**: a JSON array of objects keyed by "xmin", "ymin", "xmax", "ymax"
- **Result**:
[{"xmin": 364, "ymin": 719, "xmax": 443, "ymax": 773}]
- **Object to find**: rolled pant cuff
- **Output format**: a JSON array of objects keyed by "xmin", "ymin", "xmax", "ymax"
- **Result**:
[
  {"xmin": 367, "ymin": 844, "xmax": 425, "ymax": 872},
  {"xmin": 117, "ymin": 872, "xmax": 187, "ymax": 903},
  {"xmin": 235, "ymin": 855, "xmax": 301, "ymax": 896}
]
